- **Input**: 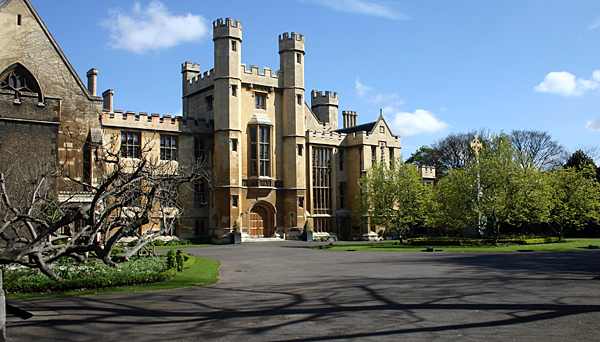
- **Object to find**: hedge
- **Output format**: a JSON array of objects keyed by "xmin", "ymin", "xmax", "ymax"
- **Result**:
[
  {"xmin": 6, "ymin": 254, "xmax": 195, "ymax": 294},
  {"xmin": 408, "ymin": 237, "xmax": 560, "ymax": 246}
]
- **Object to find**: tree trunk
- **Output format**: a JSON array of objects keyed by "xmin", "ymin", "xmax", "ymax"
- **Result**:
[{"xmin": 0, "ymin": 271, "xmax": 6, "ymax": 342}]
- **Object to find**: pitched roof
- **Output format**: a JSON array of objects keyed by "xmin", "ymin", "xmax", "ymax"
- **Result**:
[{"xmin": 334, "ymin": 121, "xmax": 376, "ymax": 134}]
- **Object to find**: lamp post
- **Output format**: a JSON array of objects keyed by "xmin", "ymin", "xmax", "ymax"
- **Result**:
[{"xmin": 470, "ymin": 135, "xmax": 485, "ymax": 236}]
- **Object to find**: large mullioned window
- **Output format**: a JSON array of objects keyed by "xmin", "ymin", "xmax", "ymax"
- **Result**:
[
  {"xmin": 312, "ymin": 147, "xmax": 332, "ymax": 215},
  {"xmin": 250, "ymin": 126, "xmax": 270, "ymax": 177}
]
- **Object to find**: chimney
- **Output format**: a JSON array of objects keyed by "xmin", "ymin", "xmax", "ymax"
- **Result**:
[
  {"xmin": 86, "ymin": 68, "xmax": 98, "ymax": 96},
  {"xmin": 102, "ymin": 89, "xmax": 114, "ymax": 113},
  {"xmin": 342, "ymin": 111, "xmax": 358, "ymax": 128}
]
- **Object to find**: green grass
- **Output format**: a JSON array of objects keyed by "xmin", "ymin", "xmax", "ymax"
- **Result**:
[
  {"xmin": 316, "ymin": 238, "xmax": 600, "ymax": 253},
  {"xmin": 6, "ymin": 257, "xmax": 220, "ymax": 299},
  {"xmin": 154, "ymin": 244, "xmax": 213, "ymax": 250}
]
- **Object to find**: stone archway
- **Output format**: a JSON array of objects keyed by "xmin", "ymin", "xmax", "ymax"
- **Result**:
[{"xmin": 249, "ymin": 202, "xmax": 274, "ymax": 237}]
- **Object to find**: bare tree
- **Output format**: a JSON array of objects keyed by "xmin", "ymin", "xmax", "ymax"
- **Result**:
[
  {"xmin": 0, "ymin": 136, "xmax": 204, "ymax": 280},
  {"xmin": 510, "ymin": 129, "xmax": 564, "ymax": 170}
]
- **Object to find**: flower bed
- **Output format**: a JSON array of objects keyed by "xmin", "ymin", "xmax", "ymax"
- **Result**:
[{"xmin": 4, "ymin": 254, "xmax": 195, "ymax": 294}]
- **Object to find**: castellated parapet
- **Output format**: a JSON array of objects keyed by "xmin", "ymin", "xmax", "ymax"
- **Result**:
[
  {"xmin": 278, "ymin": 32, "xmax": 305, "ymax": 52},
  {"xmin": 311, "ymin": 90, "xmax": 338, "ymax": 106},
  {"xmin": 100, "ymin": 111, "xmax": 211, "ymax": 133},
  {"xmin": 213, "ymin": 18, "xmax": 242, "ymax": 40},
  {"xmin": 183, "ymin": 67, "xmax": 215, "ymax": 96}
]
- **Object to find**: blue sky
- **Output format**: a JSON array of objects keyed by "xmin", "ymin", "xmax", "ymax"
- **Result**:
[{"xmin": 30, "ymin": 0, "xmax": 600, "ymax": 160}]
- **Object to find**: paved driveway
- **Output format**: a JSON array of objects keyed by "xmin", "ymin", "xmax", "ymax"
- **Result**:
[{"xmin": 8, "ymin": 241, "xmax": 600, "ymax": 341}]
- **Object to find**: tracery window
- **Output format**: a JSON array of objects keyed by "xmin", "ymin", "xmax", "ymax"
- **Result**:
[
  {"xmin": 194, "ymin": 137, "xmax": 205, "ymax": 162},
  {"xmin": 250, "ymin": 126, "xmax": 270, "ymax": 177},
  {"xmin": 312, "ymin": 147, "xmax": 332, "ymax": 214},
  {"xmin": 0, "ymin": 63, "xmax": 42, "ymax": 101}
]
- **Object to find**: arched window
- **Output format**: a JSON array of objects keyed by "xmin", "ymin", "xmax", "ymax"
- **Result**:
[{"xmin": 0, "ymin": 63, "xmax": 43, "ymax": 102}]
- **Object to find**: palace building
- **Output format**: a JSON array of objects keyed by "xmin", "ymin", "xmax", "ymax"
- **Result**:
[{"xmin": 0, "ymin": 0, "xmax": 410, "ymax": 242}]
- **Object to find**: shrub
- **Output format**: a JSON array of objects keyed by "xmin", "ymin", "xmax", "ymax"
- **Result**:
[
  {"xmin": 166, "ymin": 249, "xmax": 176, "ymax": 270},
  {"xmin": 176, "ymin": 249, "xmax": 184, "ymax": 272},
  {"xmin": 5, "ymin": 255, "xmax": 195, "ymax": 294},
  {"xmin": 165, "ymin": 239, "xmax": 180, "ymax": 246},
  {"xmin": 152, "ymin": 239, "xmax": 165, "ymax": 246}
]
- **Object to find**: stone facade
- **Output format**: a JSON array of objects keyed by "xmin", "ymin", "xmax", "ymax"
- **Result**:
[{"xmin": 0, "ymin": 0, "xmax": 408, "ymax": 242}]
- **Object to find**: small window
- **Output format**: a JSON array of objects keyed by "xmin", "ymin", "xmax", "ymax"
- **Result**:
[
  {"xmin": 232, "ymin": 195, "xmax": 238, "ymax": 207},
  {"xmin": 380, "ymin": 126, "xmax": 385, "ymax": 133},
  {"xmin": 296, "ymin": 53, "xmax": 301, "ymax": 64},
  {"xmin": 371, "ymin": 146, "xmax": 377, "ymax": 162},
  {"xmin": 298, "ymin": 144, "xmax": 303, "ymax": 156},
  {"xmin": 121, "ymin": 132, "xmax": 141, "ymax": 159},
  {"xmin": 194, "ymin": 137, "xmax": 205, "ymax": 162},
  {"xmin": 205, "ymin": 95, "xmax": 213, "ymax": 111},
  {"xmin": 255, "ymin": 93, "xmax": 266, "ymax": 110},
  {"xmin": 297, "ymin": 94, "xmax": 302, "ymax": 105},
  {"xmin": 232, "ymin": 138, "xmax": 238, "ymax": 152},
  {"xmin": 339, "ymin": 151, "xmax": 344, "ymax": 171},
  {"xmin": 298, "ymin": 196, "xmax": 304, "ymax": 208},
  {"xmin": 231, "ymin": 40, "xmax": 237, "ymax": 51},
  {"xmin": 339, "ymin": 183, "xmax": 346, "ymax": 209},
  {"xmin": 231, "ymin": 85, "xmax": 237, "ymax": 97},
  {"xmin": 17, "ymin": 15, "xmax": 22, "ymax": 26},
  {"xmin": 160, "ymin": 135, "xmax": 178, "ymax": 161}
]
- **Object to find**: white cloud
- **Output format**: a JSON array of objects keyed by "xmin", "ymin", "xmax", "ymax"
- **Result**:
[
  {"xmin": 299, "ymin": 0, "xmax": 409, "ymax": 20},
  {"xmin": 355, "ymin": 77, "xmax": 372, "ymax": 97},
  {"xmin": 355, "ymin": 77, "xmax": 403, "ymax": 105},
  {"xmin": 534, "ymin": 71, "xmax": 599, "ymax": 97},
  {"xmin": 387, "ymin": 109, "xmax": 450, "ymax": 136},
  {"xmin": 101, "ymin": 1, "xmax": 209, "ymax": 54},
  {"xmin": 589, "ymin": 13, "xmax": 600, "ymax": 30},
  {"xmin": 586, "ymin": 116, "xmax": 600, "ymax": 132}
]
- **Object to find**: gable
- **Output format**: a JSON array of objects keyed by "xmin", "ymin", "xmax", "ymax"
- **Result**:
[{"xmin": 0, "ymin": 0, "xmax": 99, "ymax": 102}]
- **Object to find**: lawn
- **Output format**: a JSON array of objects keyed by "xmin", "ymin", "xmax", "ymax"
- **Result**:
[
  {"xmin": 6, "ymin": 257, "xmax": 220, "ymax": 300},
  {"xmin": 316, "ymin": 238, "xmax": 600, "ymax": 252},
  {"xmin": 154, "ymin": 244, "xmax": 214, "ymax": 250}
]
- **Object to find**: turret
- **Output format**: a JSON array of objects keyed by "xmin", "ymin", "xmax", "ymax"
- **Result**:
[
  {"xmin": 311, "ymin": 90, "xmax": 338, "ymax": 128},
  {"xmin": 181, "ymin": 61, "xmax": 200, "ymax": 81},
  {"xmin": 213, "ymin": 18, "xmax": 242, "ymax": 78}
]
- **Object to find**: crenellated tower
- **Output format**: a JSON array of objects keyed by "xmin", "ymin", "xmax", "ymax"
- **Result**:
[
  {"xmin": 213, "ymin": 18, "xmax": 243, "ymax": 230},
  {"xmin": 311, "ymin": 90, "xmax": 339, "ymax": 129},
  {"xmin": 279, "ymin": 32, "xmax": 306, "ymax": 230}
]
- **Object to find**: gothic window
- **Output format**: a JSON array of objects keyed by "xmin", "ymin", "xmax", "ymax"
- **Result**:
[
  {"xmin": 0, "ymin": 63, "xmax": 42, "ymax": 102},
  {"xmin": 121, "ymin": 132, "xmax": 140, "ymax": 159},
  {"xmin": 312, "ymin": 147, "xmax": 332, "ymax": 215},
  {"xmin": 194, "ymin": 137, "xmax": 205, "ymax": 162},
  {"xmin": 371, "ymin": 146, "xmax": 377, "ymax": 163},
  {"xmin": 250, "ymin": 125, "xmax": 270, "ymax": 177},
  {"xmin": 339, "ymin": 182, "xmax": 346, "ymax": 209},
  {"xmin": 314, "ymin": 218, "xmax": 333, "ymax": 233},
  {"xmin": 255, "ymin": 93, "xmax": 266, "ymax": 110},
  {"xmin": 194, "ymin": 179, "xmax": 206, "ymax": 208},
  {"xmin": 160, "ymin": 135, "xmax": 178, "ymax": 161},
  {"xmin": 205, "ymin": 95, "xmax": 213, "ymax": 111}
]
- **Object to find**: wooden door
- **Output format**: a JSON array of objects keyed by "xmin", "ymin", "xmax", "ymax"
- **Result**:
[{"xmin": 250, "ymin": 207, "xmax": 266, "ymax": 237}]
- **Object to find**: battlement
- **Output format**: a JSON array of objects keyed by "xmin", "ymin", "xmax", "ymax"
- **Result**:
[
  {"xmin": 242, "ymin": 64, "xmax": 281, "ymax": 78},
  {"xmin": 182, "ymin": 61, "xmax": 200, "ymax": 73},
  {"xmin": 311, "ymin": 90, "xmax": 338, "ymax": 106},
  {"xmin": 101, "ymin": 110, "xmax": 184, "ymax": 132},
  {"xmin": 308, "ymin": 130, "xmax": 346, "ymax": 143},
  {"xmin": 213, "ymin": 18, "xmax": 242, "ymax": 40},
  {"xmin": 278, "ymin": 32, "xmax": 305, "ymax": 52},
  {"xmin": 184, "ymin": 68, "xmax": 215, "ymax": 96}
]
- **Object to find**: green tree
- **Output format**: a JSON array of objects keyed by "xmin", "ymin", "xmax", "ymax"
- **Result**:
[
  {"xmin": 433, "ymin": 134, "xmax": 547, "ymax": 243},
  {"xmin": 356, "ymin": 159, "xmax": 432, "ymax": 242},
  {"xmin": 543, "ymin": 165, "xmax": 600, "ymax": 240}
]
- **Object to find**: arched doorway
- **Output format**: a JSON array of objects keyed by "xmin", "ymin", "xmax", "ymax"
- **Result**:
[{"xmin": 249, "ymin": 203, "xmax": 274, "ymax": 237}]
